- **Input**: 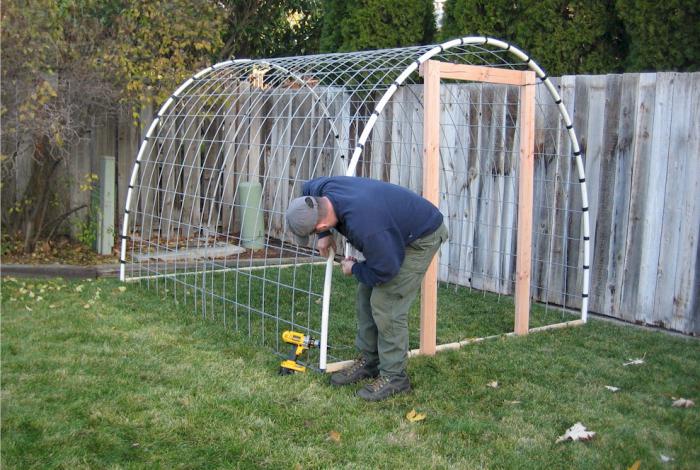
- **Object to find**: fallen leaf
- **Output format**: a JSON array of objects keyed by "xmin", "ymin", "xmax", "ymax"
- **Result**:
[
  {"xmin": 605, "ymin": 386, "xmax": 620, "ymax": 392},
  {"xmin": 75, "ymin": 285, "xmax": 84, "ymax": 292},
  {"xmin": 25, "ymin": 305, "xmax": 32, "ymax": 311},
  {"xmin": 623, "ymin": 358, "xmax": 645, "ymax": 366},
  {"xmin": 328, "ymin": 430, "xmax": 341, "ymax": 443},
  {"xmin": 487, "ymin": 381, "xmax": 499, "ymax": 388},
  {"xmin": 49, "ymin": 304, "xmax": 57, "ymax": 309},
  {"xmin": 660, "ymin": 454, "xmax": 673, "ymax": 463},
  {"xmin": 628, "ymin": 460, "xmax": 641, "ymax": 470},
  {"xmin": 671, "ymin": 398, "xmax": 694, "ymax": 408},
  {"xmin": 406, "ymin": 409, "xmax": 427, "ymax": 422},
  {"xmin": 556, "ymin": 422, "xmax": 595, "ymax": 443},
  {"xmin": 83, "ymin": 304, "xmax": 91, "ymax": 309},
  {"xmin": 118, "ymin": 286, "xmax": 127, "ymax": 292}
]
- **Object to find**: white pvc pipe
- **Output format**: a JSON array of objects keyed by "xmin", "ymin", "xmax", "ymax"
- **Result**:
[{"xmin": 319, "ymin": 247, "xmax": 335, "ymax": 371}]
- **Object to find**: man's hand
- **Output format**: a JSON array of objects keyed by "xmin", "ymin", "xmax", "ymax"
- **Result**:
[
  {"xmin": 317, "ymin": 235, "xmax": 334, "ymax": 258},
  {"xmin": 340, "ymin": 258, "xmax": 355, "ymax": 276}
]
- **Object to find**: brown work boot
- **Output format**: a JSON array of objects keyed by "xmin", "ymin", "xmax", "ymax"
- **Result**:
[
  {"xmin": 329, "ymin": 356, "xmax": 379, "ymax": 386},
  {"xmin": 357, "ymin": 373, "xmax": 411, "ymax": 401}
]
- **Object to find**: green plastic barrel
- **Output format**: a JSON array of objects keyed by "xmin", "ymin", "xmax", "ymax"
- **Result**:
[{"xmin": 237, "ymin": 182, "xmax": 265, "ymax": 249}]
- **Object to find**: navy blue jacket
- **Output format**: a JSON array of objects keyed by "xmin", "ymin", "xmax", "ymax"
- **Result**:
[{"xmin": 302, "ymin": 176, "xmax": 443, "ymax": 287}]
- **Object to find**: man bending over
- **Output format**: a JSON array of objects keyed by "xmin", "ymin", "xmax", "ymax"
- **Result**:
[{"xmin": 286, "ymin": 176, "xmax": 448, "ymax": 401}]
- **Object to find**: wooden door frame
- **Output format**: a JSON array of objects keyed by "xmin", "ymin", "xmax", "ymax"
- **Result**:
[{"xmin": 418, "ymin": 61, "xmax": 536, "ymax": 355}]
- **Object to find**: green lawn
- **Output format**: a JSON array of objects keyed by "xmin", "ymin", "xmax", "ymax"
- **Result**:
[
  {"xmin": 132, "ymin": 264, "xmax": 581, "ymax": 367},
  {"xmin": 2, "ymin": 275, "xmax": 699, "ymax": 469}
]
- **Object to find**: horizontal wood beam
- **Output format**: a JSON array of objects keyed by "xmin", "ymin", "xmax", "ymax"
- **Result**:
[
  {"xmin": 325, "ymin": 320, "xmax": 585, "ymax": 373},
  {"xmin": 420, "ymin": 61, "xmax": 535, "ymax": 86}
]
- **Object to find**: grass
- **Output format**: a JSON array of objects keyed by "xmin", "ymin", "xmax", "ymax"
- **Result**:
[
  {"xmin": 2, "ymin": 275, "xmax": 699, "ymax": 469},
  {"xmin": 138, "ymin": 264, "xmax": 579, "ymax": 367}
]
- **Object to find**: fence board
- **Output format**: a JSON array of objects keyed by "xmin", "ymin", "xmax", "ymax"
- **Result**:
[
  {"xmin": 265, "ymin": 89, "xmax": 293, "ymax": 240},
  {"xmin": 654, "ymin": 73, "xmax": 691, "ymax": 329},
  {"xmin": 619, "ymin": 73, "xmax": 656, "ymax": 320},
  {"xmin": 440, "ymin": 86, "xmax": 463, "ymax": 284},
  {"xmin": 668, "ymin": 74, "xmax": 700, "ymax": 332},
  {"xmin": 117, "ymin": 107, "xmax": 139, "ymax": 228},
  {"xmin": 532, "ymin": 81, "xmax": 563, "ymax": 302},
  {"xmin": 587, "ymin": 76, "xmax": 624, "ymax": 313}
]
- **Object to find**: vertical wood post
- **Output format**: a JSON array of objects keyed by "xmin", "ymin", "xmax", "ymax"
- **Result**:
[
  {"xmin": 96, "ymin": 155, "xmax": 115, "ymax": 255},
  {"xmin": 514, "ymin": 73, "xmax": 536, "ymax": 335},
  {"xmin": 420, "ymin": 60, "xmax": 440, "ymax": 355}
]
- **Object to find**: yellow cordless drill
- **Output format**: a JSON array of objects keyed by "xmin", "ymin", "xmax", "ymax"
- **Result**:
[{"xmin": 279, "ymin": 330, "xmax": 320, "ymax": 374}]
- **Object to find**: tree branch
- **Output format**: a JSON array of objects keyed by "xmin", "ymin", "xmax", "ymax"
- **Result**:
[{"xmin": 43, "ymin": 204, "xmax": 88, "ymax": 241}]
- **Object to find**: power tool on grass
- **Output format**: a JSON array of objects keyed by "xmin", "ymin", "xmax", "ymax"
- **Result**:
[{"xmin": 279, "ymin": 330, "xmax": 320, "ymax": 375}]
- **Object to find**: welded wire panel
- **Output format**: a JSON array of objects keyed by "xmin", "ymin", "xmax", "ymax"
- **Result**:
[{"xmin": 122, "ymin": 39, "xmax": 589, "ymax": 363}]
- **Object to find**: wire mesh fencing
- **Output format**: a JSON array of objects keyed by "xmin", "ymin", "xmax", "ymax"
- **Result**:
[{"xmin": 121, "ymin": 38, "xmax": 589, "ymax": 369}]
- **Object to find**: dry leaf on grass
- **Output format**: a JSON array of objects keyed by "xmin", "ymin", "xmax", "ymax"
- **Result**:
[
  {"xmin": 671, "ymin": 398, "xmax": 694, "ymax": 408},
  {"xmin": 627, "ymin": 459, "xmax": 641, "ymax": 470},
  {"xmin": 487, "ymin": 381, "xmax": 499, "ymax": 388},
  {"xmin": 556, "ymin": 422, "xmax": 596, "ymax": 443},
  {"xmin": 605, "ymin": 386, "xmax": 620, "ymax": 392},
  {"xmin": 406, "ymin": 409, "xmax": 427, "ymax": 422},
  {"xmin": 623, "ymin": 358, "xmax": 645, "ymax": 366},
  {"xmin": 328, "ymin": 431, "xmax": 341, "ymax": 443}
]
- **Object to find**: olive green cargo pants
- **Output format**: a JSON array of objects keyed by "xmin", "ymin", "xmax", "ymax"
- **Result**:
[{"xmin": 355, "ymin": 224, "xmax": 448, "ymax": 377}]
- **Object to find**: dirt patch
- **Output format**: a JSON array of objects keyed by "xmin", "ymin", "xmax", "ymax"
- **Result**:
[{"xmin": 1, "ymin": 237, "xmax": 119, "ymax": 266}]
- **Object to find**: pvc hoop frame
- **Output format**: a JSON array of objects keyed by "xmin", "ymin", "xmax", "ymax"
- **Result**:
[{"xmin": 120, "ymin": 36, "xmax": 591, "ymax": 370}]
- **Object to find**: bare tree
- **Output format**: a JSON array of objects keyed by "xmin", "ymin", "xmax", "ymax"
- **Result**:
[{"xmin": 1, "ymin": 0, "xmax": 225, "ymax": 252}]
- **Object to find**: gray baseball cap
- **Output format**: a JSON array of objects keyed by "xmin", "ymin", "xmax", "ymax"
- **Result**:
[{"xmin": 286, "ymin": 196, "xmax": 319, "ymax": 245}]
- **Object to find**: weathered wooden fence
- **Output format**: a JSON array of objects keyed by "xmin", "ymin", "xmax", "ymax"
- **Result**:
[
  {"xmin": 21, "ymin": 72, "xmax": 700, "ymax": 334},
  {"xmin": 574, "ymin": 73, "xmax": 699, "ymax": 334}
]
